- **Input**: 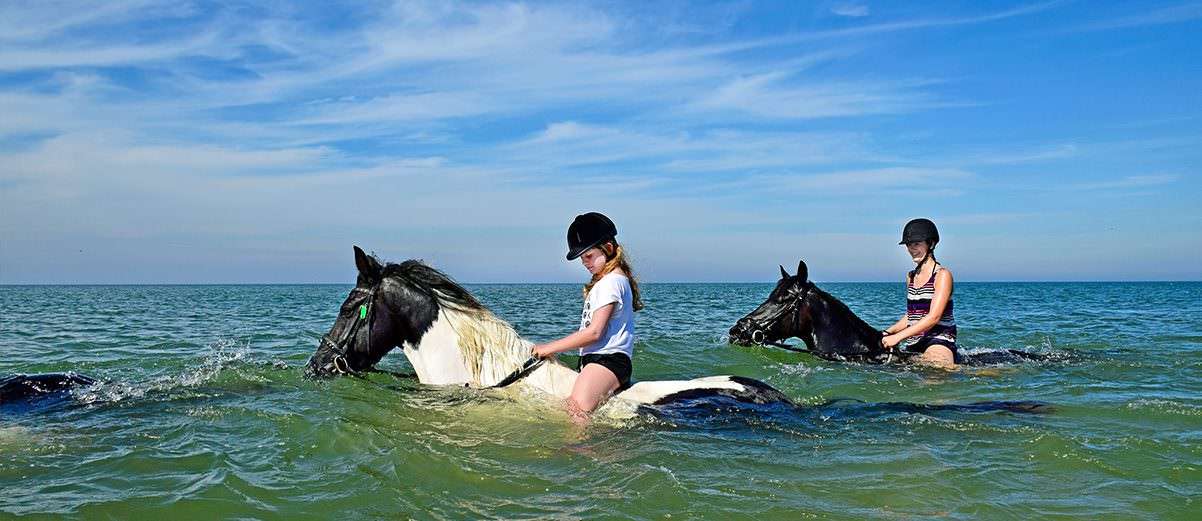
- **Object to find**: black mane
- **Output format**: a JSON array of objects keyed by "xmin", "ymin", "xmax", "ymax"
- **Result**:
[
  {"xmin": 809, "ymin": 285, "xmax": 882, "ymax": 342},
  {"xmin": 381, "ymin": 259, "xmax": 485, "ymax": 313}
]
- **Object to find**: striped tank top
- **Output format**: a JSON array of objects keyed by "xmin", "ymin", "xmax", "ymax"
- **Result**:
[{"xmin": 904, "ymin": 264, "xmax": 957, "ymax": 348}]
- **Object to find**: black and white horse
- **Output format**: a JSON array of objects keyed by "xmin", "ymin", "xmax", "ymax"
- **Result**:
[
  {"xmin": 306, "ymin": 247, "xmax": 793, "ymax": 412},
  {"xmin": 729, "ymin": 260, "xmax": 1047, "ymax": 365}
]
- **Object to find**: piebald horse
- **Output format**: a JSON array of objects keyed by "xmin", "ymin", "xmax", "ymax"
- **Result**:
[{"xmin": 306, "ymin": 247, "xmax": 792, "ymax": 412}]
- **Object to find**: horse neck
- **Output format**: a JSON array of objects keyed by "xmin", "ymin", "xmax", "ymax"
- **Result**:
[
  {"xmin": 406, "ymin": 306, "xmax": 579, "ymax": 394},
  {"xmin": 807, "ymin": 288, "xmax": 882, "ymax": 354}
]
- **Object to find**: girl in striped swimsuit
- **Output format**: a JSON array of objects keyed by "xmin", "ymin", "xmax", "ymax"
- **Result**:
[{"xmin": 882, "ymin": 218, "xmax": 958, "ymax": 367}]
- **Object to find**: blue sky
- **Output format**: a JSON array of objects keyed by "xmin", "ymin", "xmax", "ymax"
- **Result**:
[{"xmin": 1, "ymin": 1, "xmax": 1199, "ymax": 283}]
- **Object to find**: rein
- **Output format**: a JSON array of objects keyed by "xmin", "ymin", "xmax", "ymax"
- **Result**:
[{"xmin": 487, "ymin": 357, "xmax": 546, "ymax": 389}]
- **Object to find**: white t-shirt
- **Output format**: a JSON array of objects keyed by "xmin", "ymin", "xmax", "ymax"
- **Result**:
[{"xmin": 579, "ymin": 272, "xmax": 635, "ymax": 357}]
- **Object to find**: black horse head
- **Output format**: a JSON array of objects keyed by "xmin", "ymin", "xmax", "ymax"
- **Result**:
[
  {"xmin": 305, "ymin": 246, "xmax": 479, "ymax": 378},
  {"xmin": 729, "ymin": 260, "xmax": 890, "ymax": 362}
]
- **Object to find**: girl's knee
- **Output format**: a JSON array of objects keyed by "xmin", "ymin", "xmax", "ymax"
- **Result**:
[
  {"xmin": 566, "ymin": 397, "xmax": 592, "ymax": 419},
  {"xmin": 921, "ymin": 344, "xmax": 956, "ymax": 367}
]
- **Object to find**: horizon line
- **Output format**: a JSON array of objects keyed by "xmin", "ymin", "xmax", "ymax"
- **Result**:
[{"xmin": 2, "ymin": 279, "xmax": 1199, "ymax": 287}]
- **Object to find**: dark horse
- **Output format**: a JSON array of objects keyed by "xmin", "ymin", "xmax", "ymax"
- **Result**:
[
  {"xmin": 729, "ymin": 260, "xmax": 1047, "ymax": 365},
  {"xmin": 1, "ymin": 373, "xmax": 96, "ymax": 414}
]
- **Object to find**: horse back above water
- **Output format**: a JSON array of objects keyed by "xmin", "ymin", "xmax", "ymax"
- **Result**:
[
  {"xmin": 0, "ymin": 373, "xmax": 96, "ymax": 414},
  {"xmin": 305, "ymin": 246, "xmax": 793, "ymax": 410}
]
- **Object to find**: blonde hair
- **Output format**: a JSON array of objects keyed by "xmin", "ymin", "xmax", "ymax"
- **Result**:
[{"xmin": 582, "ymin": 242, "xmax": 644, "ymax": 311}]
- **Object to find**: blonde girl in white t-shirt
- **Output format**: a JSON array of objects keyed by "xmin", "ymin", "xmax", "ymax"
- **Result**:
[{"xmin": 531, "ymin": 212, "xmax": 644, "ymax": 426}]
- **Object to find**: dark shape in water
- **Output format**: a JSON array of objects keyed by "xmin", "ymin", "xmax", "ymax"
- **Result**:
[{"xmin": 0, "ymin": 372, "xmax": 96, "ymax": 414}]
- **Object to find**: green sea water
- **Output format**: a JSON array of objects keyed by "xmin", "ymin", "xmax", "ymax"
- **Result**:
[{"xmin": 2, "ymin": 282, "xmax": 1200, "ymax": 520}]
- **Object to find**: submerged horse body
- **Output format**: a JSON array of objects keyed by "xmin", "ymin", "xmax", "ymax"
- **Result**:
[
  {"xmin": 0, "ymin": 373, "xmax": 95, "ymax": 414},
  {"xmin": 729, "ymin": 261, "xmax": 1047, "ymax": 365},
  {"xmin": 306, "ymin": 247, "xmax": 791, "ymax": 410}
]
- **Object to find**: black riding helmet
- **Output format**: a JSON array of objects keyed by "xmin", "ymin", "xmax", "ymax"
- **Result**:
[
  {"xmin": 566, "ymin": 212, "xmax": 617, "ymax": 260},
  {"xmin": 899, "ymin": 218, "xmax": 939, "ymax": 245}
]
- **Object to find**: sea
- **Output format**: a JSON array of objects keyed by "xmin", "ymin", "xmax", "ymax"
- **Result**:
[{"xmin": 2, "ymin": 282, "xmax": 1200, "ymax": 520}]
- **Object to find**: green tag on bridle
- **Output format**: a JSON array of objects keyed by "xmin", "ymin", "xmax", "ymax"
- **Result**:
[{"xmin": 359, "ymin": 305, "xmax": 367, "ymax": 320}]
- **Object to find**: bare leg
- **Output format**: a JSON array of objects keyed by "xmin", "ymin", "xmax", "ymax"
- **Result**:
[
  {"xmin": 919, "ymin": 344, "xmax": 956, "ymax": 369},
  {"xmin": 567, "ymin": 363, "xmax": 620, "ymax": 427}
]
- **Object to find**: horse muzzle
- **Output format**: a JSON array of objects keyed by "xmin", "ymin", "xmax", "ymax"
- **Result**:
[{"xmin": 728, "ymin": 322, "xmax": 757, "ymax": 346}]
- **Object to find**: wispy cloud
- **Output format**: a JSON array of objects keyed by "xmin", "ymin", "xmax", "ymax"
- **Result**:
[
  {"xmin": 1073, "ymin": 174, "xmax": 1179, "ymax": 191},
  {"xmin": 690, "ymin": 72, "xmax": 939, "ymax": 119},
  {"xmin": 831, "ymin": 2, "xmax": 870, "ymax": 18},
  {"xmin": 731, "ymin": 167, "xmax": 973, "ymax": 197},
  {"xmin": 1076, "ymin": 2, "xmax": 1202, "ymax": 31}
]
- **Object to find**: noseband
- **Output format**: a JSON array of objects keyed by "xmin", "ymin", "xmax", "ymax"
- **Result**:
[
  {"xmin": 319, "ymin": 285, "xmax": 378, "ymax": 375},
  {"xmin": 745, "ymin": 284, "xmax": 813, "ymax": 353}
]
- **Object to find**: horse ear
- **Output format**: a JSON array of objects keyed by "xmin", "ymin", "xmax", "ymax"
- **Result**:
[
  {"xmin": 353, "ymin": 245, "xmax": 382, "ymax": 281},
  {"xmin": 779, "ymin": 264, "xmax": 790, "ymax": 280},
  {"xmin": 796, "ymin": 260, "xmax": 808, "ymax": 281}
]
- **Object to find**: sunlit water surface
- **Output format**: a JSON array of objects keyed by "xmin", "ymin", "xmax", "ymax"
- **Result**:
[{"xmin": 2, "ymin": 282, "xmax": 1200, "ymax": 519}]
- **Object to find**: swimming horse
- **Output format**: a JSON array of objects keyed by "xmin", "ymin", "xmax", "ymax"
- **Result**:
[
  {"xmin": 306, "ymin": 247, "xmax": 792, "ymax": 410},
  {"xmin": 729, "ymin": 260, "xmax": 1047, "ymax": 364}
]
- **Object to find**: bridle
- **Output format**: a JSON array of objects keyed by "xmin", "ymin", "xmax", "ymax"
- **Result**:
[
  {"xmin": 744, "ymin": 283, "xmax": 813, "ymax": 353},
  {"xmin": 319, "ymin": 285, "xmax": 378, "ymax": 376}
]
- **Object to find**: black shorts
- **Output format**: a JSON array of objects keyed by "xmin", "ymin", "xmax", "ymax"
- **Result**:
[
  {"xmin": 904, "ymin": 337, "xmax": 960, "ymax": 362},
  {"xmin": 578, "ymin": 353, "xmax": 632, "ymax": 387}
]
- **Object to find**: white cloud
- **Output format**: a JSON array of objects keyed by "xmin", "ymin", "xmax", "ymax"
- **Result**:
[
  {"xmin": 690, "ymin": 71, "xmax": 935, "ymax": 119},
  {"xmin": 831, "ymin": 2, "xmax": 870, "ymax": 18},
  {"xmin": 1076, "ymin": 2, "xmax": 1202, "ymax": 31},
  {"xmin": 1073, "ymin": 174, "xmax": 1178, "ymax": 191},
  {"xmin": 721, "ymin": 167, "xmax": 972, "ymax": 198}
]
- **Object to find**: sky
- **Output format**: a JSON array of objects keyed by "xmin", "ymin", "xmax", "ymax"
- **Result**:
[{"xmin": 1, "ymin": 0, "xmax": 1199, "ymax": 284}]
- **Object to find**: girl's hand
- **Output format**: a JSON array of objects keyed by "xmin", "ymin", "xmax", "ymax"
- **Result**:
[
  {"xmin": 881, "ymin": 334, "xmax": 902, "ymax": 350},
  {"xmin": 531, "ymin": 344, "xmax": 557, "ymax": 358}
]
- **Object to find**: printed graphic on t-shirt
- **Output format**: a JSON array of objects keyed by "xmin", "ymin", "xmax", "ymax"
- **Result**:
[{"xmin": 581, "ymin": 300, "xmax": 592, "ymax": 329}]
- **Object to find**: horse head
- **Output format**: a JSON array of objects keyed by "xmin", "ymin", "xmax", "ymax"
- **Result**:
[
  {"xmin": 730, "ymin": 260, "xmax": 888, "ymax": 362},
  {"xmin": 305, "ymin": 246, "xmax": 440, "ymax": 379},
  {"xmin": 729, "ymin": 260, "xmax": 814, "ymax": 349},
  {"xmin": 306, "ymin": 246, "xmax": 535, "ymax": 387}
]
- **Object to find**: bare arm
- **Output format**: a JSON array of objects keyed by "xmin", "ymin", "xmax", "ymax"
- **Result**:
[
  {"xmin": 883, "ymin": 269, "xmax": 954, "ymax": 348},
  {"xmin": 531, "ymin": 303, "xmax": 615, "ymax": 357}
]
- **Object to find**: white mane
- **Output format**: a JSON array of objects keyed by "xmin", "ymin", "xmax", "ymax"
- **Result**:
[{"xmin": 437, "ymin": 305, "xmax": 541, "ymax": 385}]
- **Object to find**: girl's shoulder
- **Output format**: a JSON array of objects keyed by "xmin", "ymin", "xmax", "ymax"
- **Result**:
[
  {"xmin": 602, "ymin": 269, "xmax": 629, "ymax": 280},
  {"xmin": 934, "ymin": 265, "xmax": 954, "ymax": 283},
  {"xmin": 601, "ymin": 270, "xmax": 630, "ymax": 286}
]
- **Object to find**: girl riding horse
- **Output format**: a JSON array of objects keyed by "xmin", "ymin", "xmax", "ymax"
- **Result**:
[
  {"xmin": 531, "ymin": 212, "xmax": 643, "ymax": 426},
  {"xmin": 881, "ymin": 218, "xmax": 958, "ymax": 368}
]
